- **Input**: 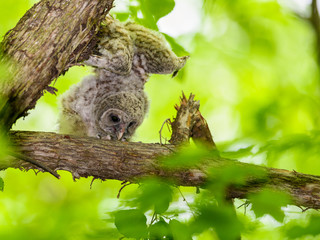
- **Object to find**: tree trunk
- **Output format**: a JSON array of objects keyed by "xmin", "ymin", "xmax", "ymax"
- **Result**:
[{"xmin": 0, "ymin": 0, "xmax": 114, "ymax": 130}]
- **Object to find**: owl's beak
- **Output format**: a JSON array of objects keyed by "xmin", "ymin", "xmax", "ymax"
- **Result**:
[{"xmin": 116, "ymin": 124, "xmax": 127, "ymax": 140}]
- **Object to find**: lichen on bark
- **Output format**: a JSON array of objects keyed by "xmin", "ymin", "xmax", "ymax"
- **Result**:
[{"xmin": 0, "ymin": 0, "xmax": 114, "ymax": 130}]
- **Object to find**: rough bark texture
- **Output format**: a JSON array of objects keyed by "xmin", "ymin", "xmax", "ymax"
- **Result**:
[
  {"xmin": 5, "ymin": 131, "xmax": 205, "ymax": 185},
  {"xmin": 4, "ymin": 130, "xmax": 320, "ymax": 209},
  {"xmin": 0, "ymin": 0, "xmax": 114, "ymax": 130},
  {"xmin": 170, "ymin": 93, "xmax": 216, "ymax": 148}
]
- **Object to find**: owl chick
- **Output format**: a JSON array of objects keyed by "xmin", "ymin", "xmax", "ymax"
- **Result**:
[
  {"xmin": 59, "ymin": 16, "xmax": 188, "ymax": 140},
  {"xmin": 59, "ymin": 74, "xmax": 148, "ymax": 140}
]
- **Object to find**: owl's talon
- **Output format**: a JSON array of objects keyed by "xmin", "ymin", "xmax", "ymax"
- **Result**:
[{"xmin": 97, "ymin": 134, "xmax": 101, "ymax": 139}]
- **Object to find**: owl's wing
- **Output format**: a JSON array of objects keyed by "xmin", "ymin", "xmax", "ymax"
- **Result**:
[
  {"xmin": 84, "ymin": 17, "xmax": 134, "ymax": 75},
  {"xmin": 58, "ymin": 76, "xmax": 99, "ymax": 137},
  {"xmin": 59, "ymin": 103, "xmax": 87, "ymax": 136},
  {"xmin": 125, "ymin": 22, "xmax": 189, "ymax": 75}
]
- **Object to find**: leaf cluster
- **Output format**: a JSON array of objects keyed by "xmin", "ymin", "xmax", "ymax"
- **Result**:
[{"xmin": 112, "ymin": 146, "xmax": 294, "ymax": 240}]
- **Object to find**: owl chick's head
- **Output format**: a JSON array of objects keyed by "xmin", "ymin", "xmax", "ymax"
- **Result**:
[
  {"xmin": 98, "ymin": 108, "xmax": 137, "ymax": 140},
  {"xmin": 94, "ymin": 91, "xmax": 148, "ymax": 141}
]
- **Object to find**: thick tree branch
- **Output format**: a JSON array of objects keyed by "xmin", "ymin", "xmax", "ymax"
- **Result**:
[
  {"xmin": 0, "ymin": 0, "xmax": 114, "ymax": 130},
  {"xmin": 2, "ymin": 130, "xmax": 320, "ymax": 210}
]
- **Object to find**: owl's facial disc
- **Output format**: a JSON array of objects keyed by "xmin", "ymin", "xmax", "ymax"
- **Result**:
[{"xmin": 98, "ymin": 109, "xmax": 138, "ymax": 140}]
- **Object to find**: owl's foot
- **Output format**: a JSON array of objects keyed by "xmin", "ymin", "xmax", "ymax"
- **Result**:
[
  {"xmin": 105, "ymin": 135, "xmax": 111, "ymax": 140},
  {"xmin": 44, "ymin": 86, "xmax": 58, "ymax": 95},
  {"xmin": 97, "ymin": 134, "xmax": 112, "ymax": 140}
]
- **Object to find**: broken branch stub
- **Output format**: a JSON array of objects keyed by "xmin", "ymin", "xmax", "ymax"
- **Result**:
[{"xmin": 169, "ymin": 93, "xmax": 216, "ymax": 149}]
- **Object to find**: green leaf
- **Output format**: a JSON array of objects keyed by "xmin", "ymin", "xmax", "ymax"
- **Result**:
[
  {"xmin": 162, "ymin": 33, "xmax": 190, "ymax": 56},
  {"xmin": 136, "ymin": 179, "xmax": 173, "ymax": 214},
  {"xmin": 0, "ymin": 177, "xmax": 3, "ymax": 191},
  {"xmin": 114, "ymin": 209, "xmax": 148, "ymax": 238},
  {"xmin": 135, "ymin": 0, "xmax": 158, "ymax": 30},
  {"xmin": 169, "ymin": 219, "xmax": 192, "ymax": 240},
  {"xmin": 191, "ymin": 205, "xmax": 243, "ymax": 240},
  {"xmin": 113, "ymin": 13, "xmax": 130, "ymax": 22},
  {"xmin": 128, "ymin": 5, "xmax": 139, "ymax": 18},
  {"xmin": 249, "ymin": 189, "xmax": 291, "ymax": 222},
  {"xmin": 144, "ymin": 0, "xmax": 175, "ymax": 21},
  {"xmin": 137, "ymin": 11, "xmax": 158, "ymax": 30},
  {"xmin": 149, "ymin": 218, "xmax": 172, "ymax": 239},
  {"xmin": 162, "ymin": 145, "xmax": 219, "ymax": 168},
  {"xmin": 286, "ymin": 215, "xmax": 320, "ymax": 238},
  {"xmin": 221, "ymin": 146, "xmax": 254, "ymax": 158},
  {"xmin": 207, "ymin": 164, "xmax": 267, "ymax": 204}
]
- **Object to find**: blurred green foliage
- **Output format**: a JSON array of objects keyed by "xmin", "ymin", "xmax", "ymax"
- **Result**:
[
  {"xmin": 248, "ymin": 188, "xmax": 291, "ymax": 222},
  {"xmin": 286, "ymin": 215, "xmax": 320, "ymax": 239},
  {"xmin": 2, "ymin": 0, "xmax": 320, "ymax": 239}
]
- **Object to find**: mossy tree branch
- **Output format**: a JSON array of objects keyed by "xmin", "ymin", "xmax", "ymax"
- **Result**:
[
  {"xmin": 3, "ymin": 130, "xmax": 320, "ymax": 210},
  {"xmin": 0, "ymin": 0, "xmax": 114, "ymax": 130}
]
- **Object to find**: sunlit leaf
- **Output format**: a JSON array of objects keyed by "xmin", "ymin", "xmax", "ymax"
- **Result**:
[
  {"xmin": 0, "ymin": 177, "xmax": 4, "ymax": 191},
  {"xmin": 149, "ymin": 218, "xmax": 172, "ymax": 239},
  {"xmin": 286, "ymin": 215, "xmax": 320, "ymax": 238},
  {"xmin": 114, "ymin": 209, "xmax": 148, "ymax": 238},
  {"xmin": 145, "ymin": 0, "xmax": 175, "ymax": 21},
  {"xmin": 113, "ymin": 12, "xmax": 130, "ymax": 22},
  {"xmin": 134, "ymin": 179, "xmax": 173, "ymax": 214},
  {"xmin": 169, "ymin": 219, "xmax": 192, "ymax": 240},
  {"xmin": 161, "ymin": 145, "xmax": 219, "ymax": 168},
  {"xmin": 221, "ymin": 146, "xmax": 254, "ymax": 158},
  {"xmin": 191, "ymin": 204, "xmax": 243, "ymax": 240},
  {"xmin": 134, "ymin": 0, "xmax": 158, "ymax": 30},
  {"xmin": 249, "ymin": 189, "xmax": 291, "ymax": 222},
  {"xmin": 207, "ymin": 164, "xmax": 267, "ymax": 203},
  {"xmin": 162, "ymin": 33, "xmax": 190, "ymax": 56}
]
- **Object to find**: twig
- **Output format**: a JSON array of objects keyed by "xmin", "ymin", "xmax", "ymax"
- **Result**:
[
  {"xmin": 237, "ymin": 200, "xmax": 250, "ymax": 215},
  {"xmin": 90, "ymin": 177, "xmax": 97, "ymax": 189},
  {"xmin": 159, "ymin": 118, "xmax": 171, "ymax": 145},
  {"xmin": 298, "ymin": 206, "xmax": 313, "ymax": 212},
  {"xmin": 117, "ymin": 182, "xmax": 132, "ymax": 199},
  {"xmin": 150, "ymin": 212, "xmax": 157, "ymax": 225},
  {"xmin": 177, "ymin": 186, "xmax": 196, "ymax": 218},
  {"xmin": 9, "ymin": 151, "xmax": 60, "ymax": 179}
]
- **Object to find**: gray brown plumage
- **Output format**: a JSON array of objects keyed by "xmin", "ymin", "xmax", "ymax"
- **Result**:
[{"xmin": 59, "ymin": 16, "xmax": 188, "ymax": 141}]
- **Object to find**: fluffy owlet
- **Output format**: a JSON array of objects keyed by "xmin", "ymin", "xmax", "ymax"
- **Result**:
[{"xmin": 59, "ymin": 16, "xmax": 189, "ymax": 141}]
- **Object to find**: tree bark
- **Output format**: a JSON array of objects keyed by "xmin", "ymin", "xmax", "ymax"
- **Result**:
[
  {"xmin": 3, "ymin": 130, "xmax": 320, "ymax": 210},
  {"xmin": 0, "ymin": 0, "xmax": 114, "ymax": 130}
]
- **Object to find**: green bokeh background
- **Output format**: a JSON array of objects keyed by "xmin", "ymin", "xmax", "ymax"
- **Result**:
[{"xmin": 2, "ymin": 0, "xmax": 320, "ymax": 239}]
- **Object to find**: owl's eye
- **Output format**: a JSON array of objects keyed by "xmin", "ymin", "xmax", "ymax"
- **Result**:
[
  {"xmin": 128, "ymin": 121, "xmax": 136, "ymax": 128},
  {"xmin": 110, "ymin": 115, "xmax": 120, "ymax": 123}
]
